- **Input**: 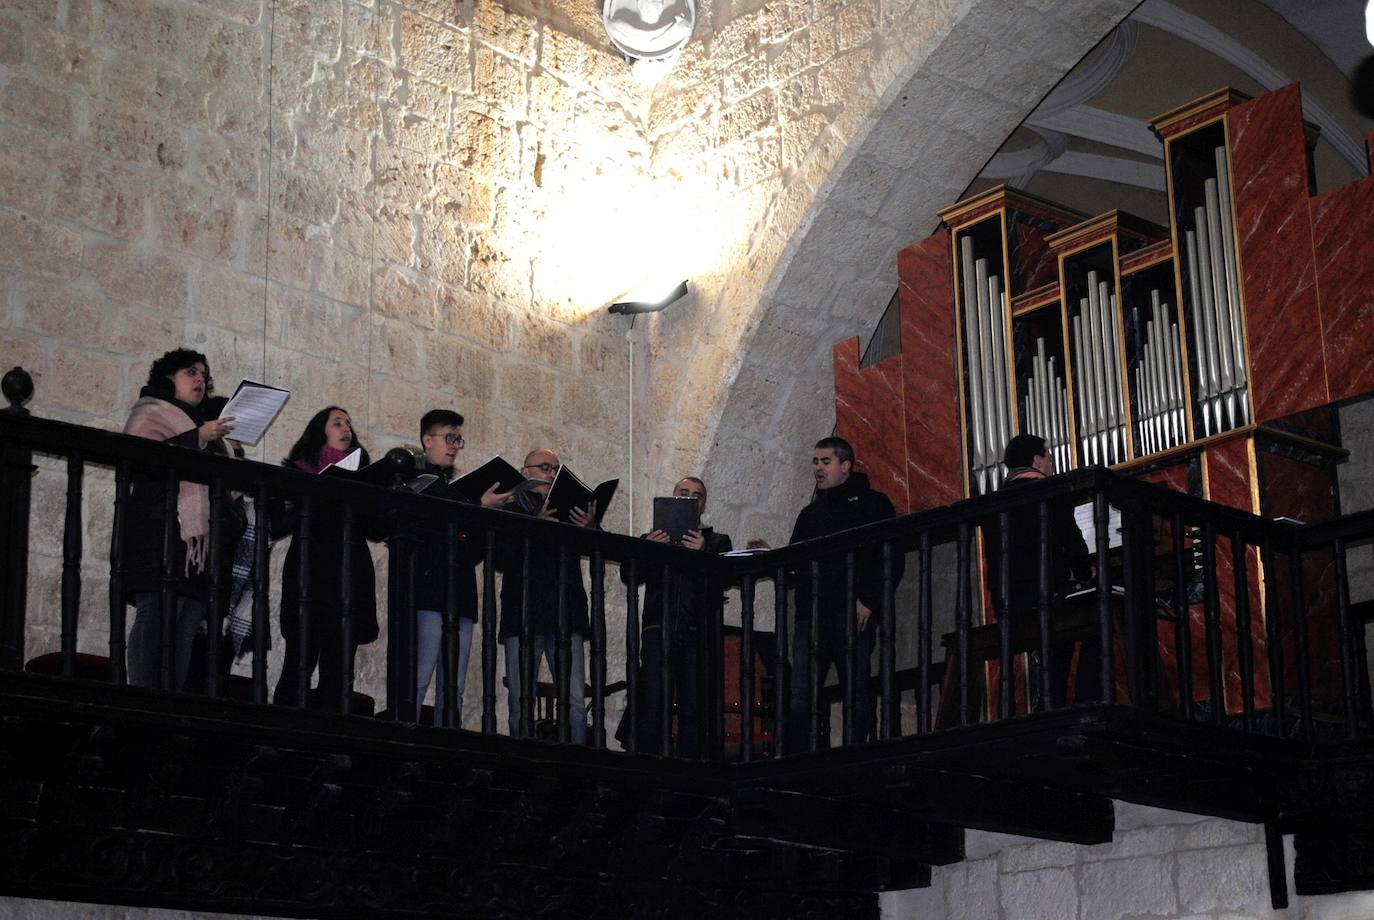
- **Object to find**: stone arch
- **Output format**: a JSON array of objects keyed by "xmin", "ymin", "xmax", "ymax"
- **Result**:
[{"xmin": 673, "ymin": 0, "xmax": 1143, "ymax": 539}]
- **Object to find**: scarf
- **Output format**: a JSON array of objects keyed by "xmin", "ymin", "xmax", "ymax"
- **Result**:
[
  {"xmin": 124, "ymin": 390, "xmax": 210, "ymax": 575},
  {"xmin": 293, "ymin": 444, "xmax": 354, "ymax": 475}
]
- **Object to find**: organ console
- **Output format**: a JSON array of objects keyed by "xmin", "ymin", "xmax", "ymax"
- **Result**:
[{"xmin": 832, "ymin": 84, "xmax": 1374, "ymax": 717}]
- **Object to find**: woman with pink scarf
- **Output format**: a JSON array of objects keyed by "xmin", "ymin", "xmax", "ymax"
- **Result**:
[
  {"xmin": 121, "ymin": 348, "xmax": 234, "ymax": 690},
  {"xmin": 273, "ymin": 406, "xmax": 381, "ymax": 711}
]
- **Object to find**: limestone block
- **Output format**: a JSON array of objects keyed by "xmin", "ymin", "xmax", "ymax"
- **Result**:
[
  {"xmin": 1113, "ymin": 802, "xmax": 1214, "ymax": 831},
  {"xmin": 473, "ymin": 1, "xmax": 538, "ymax": 64},
  {"xmin": 248, "ymin": 210, "xmax": 313, "ymax": 289},
  {"xmin": 539, "ymin": 27, "xmax": 588, "ymax": 83},
  {"xmin": 372, "ymin": 315, "xmax": 428, "ymax": 381},
  {"xmin": 430, "ymin": 160, "xmax": 492, "ymax": 222},
  {"xmin": 0, "ymin": 211, "xmax": 82, "ymax": 280},
  {"xmin": 455, "ymin": 107, "xmax": 518, "ymax": 177},
  {"xmin": 371, "ymin": 375, "xmax": 429, "ymax": 442},
  {"xmin": 729, "ymin": 133, "xmax": 782, "ymax": 188},
  {"xmin": 711, "ymin": 8, "xmax": 763, "ymax": 63},
  {"xmin": 99, "ymin": 0, "xmax": 181, "ymax": 62},
  {"xmin": 719, "ymin": 363, "xmax": 786, "ymax": 436},
  {"xmin": 181, "ymin": 6, "xmax": 263, "ymax": 83},
  {"xmin": 761, "ymin": 0, "xmax": 811, "ymax": 44},
  {"xmin": 999, "ymin": 839, "xmax": 1080, "ymax": 873},
  {"xmin": 343, "ymin": 3, "xmax": 386, "ymax": 59},
  {"xmin": 400, "ymin": 11, "xmax": 469, "ymax": 85},
  {"xmin": 0, "ymin": 13, "xmax": 20, "ymax": 65},
  {"xmin": 0, "ymin": 0, "xmax": 56, "ymax": 25},
  {"xmin": 528, "ymin": 69, "xmax": 576, "ymax": 129},
  {"xmin": 466, "ymin": 236, "xmax": 528, "ymax": 308},
  {"xmin": 110, "ymin": 303, "xmax": 179, "ymax": 358},
  {"xmin": 575, "ymin": 41, "xmax": 643, "ymax": 105},
  {"xmin": 103, "ymin": 59, "xmax": 211, "ymax": 127},
  {"xmin": 89, "ymin": 105, "xmax": 188, "ymax": 171},
  {"xmin": 189, "ymin": 132, "xmax": 261, "ymax": 200},
  {"xmin": 833, "ymin": 0, "xmax": 877, "ymax": 53},
  {"xmin": 426, "ymin": 331, "xmax": 495, "ymax": 401},
  {"xmin": 45, "ymin": 345, "xmax": 126, "ymax": 417},
  {"xmin": 497, "ymin": 359, "xmax": 555, "ymax": 406},
  {"xmin": 436, "ymin": 283, "xmax": 509, "ymax": 351},
  {"xmin": 275, "ymin": 0, "xmax": 342, "ymax": 52},
  {"xmin": 349, "ymin": 55, "xmax": 400, "ymax": 106},
  {"xmin": 154, "ymin": 179, "xmax": 241, "ymax": 261},
  {"xmin": 417, "ymin": 220, "xmax": 470, "ymax": 289},
  {"xmin": 14, "ymin": 277, "xmax": 108, "ymax": 348},
  {"xmin": 271, "ymin": 286, "xmax": 366, "ymax": 364},
  {"xmin": 1082, "ymin": 823, "xmax": 1176, "ymax": 863},
  {"xmin": 814, "ymin": 47, "xmax": 872, "ymax": 108},
  {"xmin": 0, "ymin": 330, "xmax": 46, "ymax": 392},
  {"xmin": 370, "ymin": 200, "xmax": 421, "ymax": 266},
  {"xmin": 270, "ymin": 166, "xmax": 341, "ymax": 227},
  {"xmin": 0, "ymin": 75, "xmax": 77, "ymax": 141},
  {"xmin": 999, "ymin": 866, "xmax": 1077, "ymax": 920},
  {"xmin": 768, "ymin": 30, "xmax": 810, "ymax": 83},
  {"xmin": 190, "ymin": 264, "xmax": 270, "ymax": 337},
  {"xmin": 557, "ymin": 375, "xmax": 619, "ymax": 434},
  {"xmin": 781, "ymin": 111, "xmax": 828, "ymax": 167},
  {"xmin": 1079, "ymin": 854, "xmax": 1177, "ymax": 920},
  {"xmin": 374, "ymin": 262, "xmax": 440, "ymax": 329},
  {"xmin": 20, "ymin": 24, "xmax": 100, "ymax": 94},
  {"xmin": 719, "ymin": 88, "xmax": 777, "ymax": 143},
  {"xmin": 314, "ymin": 244, "xmax": 370, "ymax": 308},
  {"xmin": 0, "ymin": 142, "xmax": 52, "ymax": 215},
  {"xmin": 183, "ymin": 321, "xmax": 269, "ymax": 385},
  {"xmin": 940, "ymin": 857, "xmax": 1000, "ymax": 919},
  {"xmin": 513, "ymin": 309, "xmax": 574, "ymax": 370},
  {"xmin": 1177, "ymin": 817, "xmax": 1260, "ymax": 851},
  {"xmin": 291, "ymin": 122, "xmax": 372, "ymax": 188},
  {"xmin": 1175, "ymin": 843, "xmax": 1269, "ymax": 914},
  {"xmin": 721, "ymin": 53, "xmax": 769, "ymax": 103}
]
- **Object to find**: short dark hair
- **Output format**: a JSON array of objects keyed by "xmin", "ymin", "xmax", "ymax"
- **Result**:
[
  {"xmin": 678, "ymin": 476, "xmax": 706, "ymax": 501},
  {"xmin": 814, "ymin": 436, "xmax": 854, "ymax": 464},
  {"xmin": 420, "ymin": 409, "xmax": 464, "ymax": 439},
  {"xmin": 147, "ymin": 348, "xmax": 211, "ymax": 394},
  {"xmin": 1003, "ymin": 434, "xmax": 1048, "ymax": 469}
]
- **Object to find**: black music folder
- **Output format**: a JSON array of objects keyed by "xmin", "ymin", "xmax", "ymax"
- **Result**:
[
  {"xmin": 652, "ymin": 496, "xmax": 700, "ymax": 544},
  {"xmin": 320, "ymin": 448, "xmax": 399, "ymax": 486},
  {"xmin": 545, "ymin": 466, "xmax": 618, "ymax": 525},
  {"xmin": 451, "ymin": 456, "xmax": 542, "ymax": 503}
]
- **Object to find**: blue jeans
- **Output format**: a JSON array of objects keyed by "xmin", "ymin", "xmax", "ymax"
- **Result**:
[
  {"xmin": 415, "ymin": 610, "xmax": 474, "ymax": 726},
  {"xmin": 786, "ymin": 618, "xmax": 875, "ymax": 753},
  {"xmin": 504, "ymin": 634, "xmax": 586, "ymax": 744},
  {"xmin": 129, "ymin": 592, "xmax": 206, "ymax": 691}
]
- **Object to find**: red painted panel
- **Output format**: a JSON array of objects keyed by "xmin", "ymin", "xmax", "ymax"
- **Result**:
[
  {"xmin": 1227, "ymin": 85, "xmax": 1328, "ymax": 420},
  {"xmin": 834, "ymin": 337, "xmax": 909, "ymax": 512},
  {"xmin": 1310, "ymin": 137, "xmax": 1374, "ymax": 403},
  {"xmin": 898, "ymin": 234, "xmax": 963, "ymax": 512}
]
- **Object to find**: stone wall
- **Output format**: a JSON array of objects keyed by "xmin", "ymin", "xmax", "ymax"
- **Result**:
[{"xmin": 882, "ymin": 803, "xmax": 1374, "ymax": 920}]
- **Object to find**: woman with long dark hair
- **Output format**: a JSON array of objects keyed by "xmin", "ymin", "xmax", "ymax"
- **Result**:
[
  {"xmin": 273, "ymin": 406, "xmax": 381, "ymax": 711},
  {"xmin": 121, "ymin": 348, "xmax": 234, "ymax": 690}
]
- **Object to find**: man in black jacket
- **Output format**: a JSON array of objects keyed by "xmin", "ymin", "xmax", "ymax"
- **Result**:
[
  {"xmin": 497, "ymin": 448, "xmax": 597, "ymax": 743},
  {"xmin": 983, "ymin": 433, "xmax": 1094, "ymax": 707},
  {"xmin": 410, "ymin": 409, "xmax": 512, "ymax": 726},
  {"xmin": 758, "ymin": 437, "xmax": 900, "ymax": 751},
  {"xmin": 619, "ymin": 477, "xmax": 732, "ymax": 757}
]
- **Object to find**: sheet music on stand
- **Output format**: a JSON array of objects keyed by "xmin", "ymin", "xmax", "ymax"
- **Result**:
[{"xmin": 1074, "ymin": 501, "xmax": 1123, "ymax": 552}]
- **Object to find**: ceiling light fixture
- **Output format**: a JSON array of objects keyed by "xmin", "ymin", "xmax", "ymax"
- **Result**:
[{"xmin": 602, "ymin": 0, "xmax": 696, "ymax": 84}]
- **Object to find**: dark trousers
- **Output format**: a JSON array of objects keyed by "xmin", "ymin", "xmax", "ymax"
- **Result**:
[
  {"xmin": 786, "ymin": 617, "xmax": 876, "ymax": 753},
  {"xmin": 272, "ymin": 613, "xmax": 356, "ymax": 711},
  {"xmin": 1010, "ymin": 602, "xmax": 1102, "ymax": 709},
  {"xmin": 620, "ymin": 624, "xmax": 703, "ymax": 758}
]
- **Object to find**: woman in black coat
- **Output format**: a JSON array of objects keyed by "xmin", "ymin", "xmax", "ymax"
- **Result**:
[
  {"xmin": 272, "ymin": 406, "xmax": 381, "ymax": 711},
  {"xmin": 120, "ymin": 348, "xmax": 234, "ymax": 691}
]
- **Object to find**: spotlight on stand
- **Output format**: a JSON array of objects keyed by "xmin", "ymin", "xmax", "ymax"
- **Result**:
[{"xmin": 608, "ymin": 280, "xmax": 689, "ymax": 315}]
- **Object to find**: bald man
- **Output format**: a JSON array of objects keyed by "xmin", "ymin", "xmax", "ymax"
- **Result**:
[{"xmin": 496, "ymin": 448, "xmax": 597, "ymax": 743}]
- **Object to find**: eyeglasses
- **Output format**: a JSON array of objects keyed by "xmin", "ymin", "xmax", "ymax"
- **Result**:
[
  {"xmin": 441, "ymin": 433, "xmax": 465, "ymax": 448},
  {"xmin": 524, "ymin": 462, "xmax": 560, "ymax": 474}
]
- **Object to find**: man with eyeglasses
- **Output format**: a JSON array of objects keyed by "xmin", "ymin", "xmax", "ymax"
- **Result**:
[
  {"xmin": 497, "ymin": 448, "xmax": 597, "ymax": 743},
  {"xmin": 410, "ymin": 409, "xmax": 513, "ymax": 726}
]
